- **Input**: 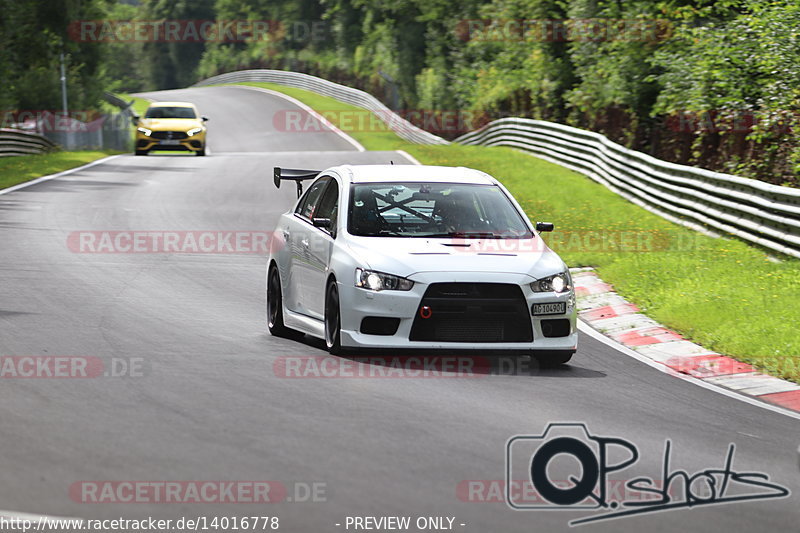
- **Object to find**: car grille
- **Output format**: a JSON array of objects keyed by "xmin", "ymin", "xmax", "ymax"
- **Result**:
[
  {"xmin": 409, "ymin": 283, "xmax": 533, "ymax": 343},
  {"xmin": 150, "ymin": 131, "xmax": 188, "ymax": 140}
]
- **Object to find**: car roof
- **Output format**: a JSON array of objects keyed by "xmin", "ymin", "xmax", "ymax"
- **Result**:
[
  {"xmin": 147, "ymin": 101, "xmax": 197, "ymax": 108},
  {"xmin": 334, "ymin": 165, "xmax": 497, "ymax": 185}
]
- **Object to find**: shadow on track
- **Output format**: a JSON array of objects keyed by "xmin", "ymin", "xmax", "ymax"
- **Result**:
[{"xmin": 264, "ymin": 332, "xmax": 607, "ymax": 379}]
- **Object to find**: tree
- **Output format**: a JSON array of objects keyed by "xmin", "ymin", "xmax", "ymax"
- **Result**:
[
  {"xmin": 139, "ymin": 0, "xmax": 216, "ymax": 89},
  {"xmin": 0, "ymin": 0, "xmax": 110, "ymax": 111}
]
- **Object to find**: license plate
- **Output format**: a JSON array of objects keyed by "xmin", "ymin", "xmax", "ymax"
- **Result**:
[
  {"xmin": 160, "ymin": 139, "xmax": 180, "ymax": 145},
  {"xmin": 532, "ymin": 302, "xmax": 566, "ymax": 316}
]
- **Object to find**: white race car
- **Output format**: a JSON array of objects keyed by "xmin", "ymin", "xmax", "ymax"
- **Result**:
[{"xmin": 266, "ymin": 164, "xmax": 577, "ymax": 365}]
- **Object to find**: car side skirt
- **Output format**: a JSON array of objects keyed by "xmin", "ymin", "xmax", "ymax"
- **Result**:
[{"xmin": 284, "ymin": 308, "xmax": 325, "ymax": 339}]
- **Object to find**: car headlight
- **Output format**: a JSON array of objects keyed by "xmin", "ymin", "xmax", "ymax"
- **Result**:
[
  {"xmin": 187, "ymin": 127, "xmax": 203, "ymax": 136},
  {"xmin": 530, "ymin": 271, "xmax": 572, "ymax": 293},
  {"xmin": 137, "ymin": 127, "xmax": 152, "ymax": 137},
  {"xmin": 355, "ymin": 268, "xmax": 414, "ymax": 291}
]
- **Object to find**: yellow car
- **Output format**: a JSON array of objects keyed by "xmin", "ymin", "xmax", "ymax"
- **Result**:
[{"xmin": 135, "ymin": 101, "xmax": 208, "ymax": 156}]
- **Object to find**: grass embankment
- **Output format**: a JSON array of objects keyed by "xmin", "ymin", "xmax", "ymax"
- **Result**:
[
  {"xmin": 0, "ymin": 151, "xmax": 115, "ymax": 190},
  {"xmin": 231, "ymin": 82, "xmax": 411, "ymax": 151},
  {"xmin": 227, "ymin": 81, "xmax": 799, "ymax": 382}
]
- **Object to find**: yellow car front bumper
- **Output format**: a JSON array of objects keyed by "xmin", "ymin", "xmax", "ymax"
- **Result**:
[{"xmin": 135, "ymin": 131, "xmax": 206, "ymax": 153}]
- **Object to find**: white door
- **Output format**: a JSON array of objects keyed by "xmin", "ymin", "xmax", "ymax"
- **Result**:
[
  {"xmin": 284, "ymin": 177, "xmax": 329, "ymax": 316},
  {"xmin": 302, "ymin": 179, "xmax": 339, "ymax": 319}
]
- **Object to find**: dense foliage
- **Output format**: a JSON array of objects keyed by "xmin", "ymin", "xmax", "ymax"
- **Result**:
[
  {"xmin": 0, "ymin": 0, "xmax": 108, "ymax": 112},
  {"xmin": 3, "ymin": 0, "xmax": 799, "ymax": 184}
]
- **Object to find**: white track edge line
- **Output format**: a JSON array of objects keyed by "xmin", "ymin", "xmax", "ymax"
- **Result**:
[
  {"xmin": 0, "ymin": 155, "xmax": 122, "ymax": 196},
  {"xmin": 396, "ymin": 146, "xmax": 790, "ymax": 419},
  {"xmin": 578, "ymin": 320, "xmax": 800, "ymax": 420},
  {"xmin": 396, "ymin": 150, "xmax": 422, "ymax": 165}
]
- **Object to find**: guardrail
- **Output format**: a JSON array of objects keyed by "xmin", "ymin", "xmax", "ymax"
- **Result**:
[
  {"xmin": 193, "ymin": 70, "xmax": 448, "ymax": 145},
  {"xmin": 103, "ymin": 92, "xmax": 137, "ymax": 116},
  {"xmin": 455, "ymin": 117, "xmax": 800, "ymax": 259},
  {"xmin": 103, "ymin": 92, "xmax": 130, "ymax": 110},
  {"xmin": 196, "ymin": 69, "xmax": 800, "ymax": 259},
  {"xmin": 0, "ymin": 129, "xmax": 57, "ymax": 157}
]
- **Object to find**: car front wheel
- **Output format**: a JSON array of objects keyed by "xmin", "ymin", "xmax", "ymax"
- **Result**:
[
  {"xmin": 324, "ymin": 281, "xmax": 342, "ymax": 355},
  {"xmin": 267, "ymin": 266, "xmax": 292, "ymax": 337}
]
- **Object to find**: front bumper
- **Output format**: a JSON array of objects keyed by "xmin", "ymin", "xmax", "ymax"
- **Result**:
[
  {"xmin": 336, "ymin": 271, "xmax": 577, "ymax": 351},
  {"xmin": 135, "ymin": 133, "xmax": 205, "ymax": 152}
]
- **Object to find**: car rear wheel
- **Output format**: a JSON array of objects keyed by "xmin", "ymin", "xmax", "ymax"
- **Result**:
[
  {"xmin": 135, "ymin": 149, "xmax": 148, "ymax": 156},
  {"xmin": 324, "ymin": 281, "xmax": 342, "ymax": 355},
  {"xmin": 534, "ymin": 350, "xmax": 574, "ymax": 368},
  {"xmin": 267, "ymin": 266, "xmax": 292, "ymax": 337}
]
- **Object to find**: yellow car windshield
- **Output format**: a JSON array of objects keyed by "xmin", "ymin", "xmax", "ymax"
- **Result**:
[{"xmin": 145, "ymin": 107, "xmax": 197, "ymax": 119}]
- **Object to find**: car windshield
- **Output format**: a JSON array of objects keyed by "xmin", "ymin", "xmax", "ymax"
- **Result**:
[
  {"xmin": 145, "ymin": 106, "xmax": 197, "ymax": 119},
  {"xmin": 347, "ymin": 182, "xmax": 533, "ymax": 238}
]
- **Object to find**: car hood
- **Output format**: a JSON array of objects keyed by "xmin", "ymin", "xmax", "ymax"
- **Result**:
[
  {"xmin": 345, "ymin": 236, "xmax": 566, "ymax": 280},
  {"xmin": 139, "ymin": 118, "xmax": 203, "ymax": 131}
]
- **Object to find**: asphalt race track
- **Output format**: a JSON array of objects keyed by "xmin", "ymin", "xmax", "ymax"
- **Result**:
[{"xmin": 0, "ymin": 86, "xmax": 797, "ymax": 532}]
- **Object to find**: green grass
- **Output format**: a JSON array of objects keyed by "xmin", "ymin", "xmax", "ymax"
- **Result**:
[
  {"xmin": 229, "ymin": 82, "xmax": 416, "ymax": 151},
  {"xmin": 413, "ymin": 145, "xmax": 800, "ymax": 382},
  {"xmin": 0, "ymin": 151, "xmax": 116, "ymax": 190},
  {"xmin": 224, "ymin": 81, "xmax": 800, "ymax": 382},
  {"xmin": 0, "ymin": 95, "xmax": 143, "ymax": 191}
]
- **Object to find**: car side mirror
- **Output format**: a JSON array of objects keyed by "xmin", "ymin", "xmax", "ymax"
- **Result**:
[
  {"xmin": 313, "ymin": 218, "xmax": 332, "ymax": 229},
  {"xmin": 536, "ymin": 222, "xmax": 554, "ymax": 232},
  {"xmin": 202, "ymin": 116, "xmax": 209, "ymax": 122}
]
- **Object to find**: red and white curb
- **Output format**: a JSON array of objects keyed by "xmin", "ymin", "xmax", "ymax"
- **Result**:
[{"xmin": 572, "ymin": 267, "xmax": 800, "ymax": 414}]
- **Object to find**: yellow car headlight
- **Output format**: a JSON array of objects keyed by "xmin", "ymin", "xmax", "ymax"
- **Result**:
[
  {"xmin": 187, "ymin": 127, "xmax": 203, "ymax": 137},
  {"xmin": 137, "ymin": 127, "xmax": 152, "ymax": 137}
]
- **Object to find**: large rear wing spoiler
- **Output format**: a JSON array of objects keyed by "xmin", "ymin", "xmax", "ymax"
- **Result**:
[{"xmin": 273, "ymin": 167, "xmax": 322, "ymax": 198}]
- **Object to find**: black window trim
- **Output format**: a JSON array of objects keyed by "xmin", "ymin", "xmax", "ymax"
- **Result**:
[
  {"xmin": 293, "ymin": 175, "xmax": 340, "ymax": 238},
  {"xmin": 294, "ymin": 176, "xmax": 331, "ymax": 223},
  {"xmin": 314, "ymin": 178, "xmax": 340, "ymax": 238}
]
